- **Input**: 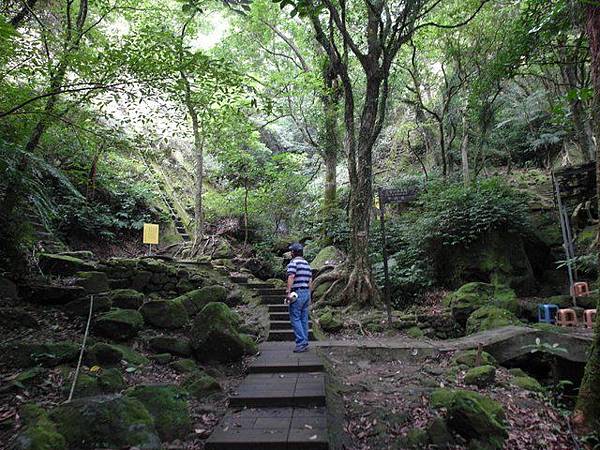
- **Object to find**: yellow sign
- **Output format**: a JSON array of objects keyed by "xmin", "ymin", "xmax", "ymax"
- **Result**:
[{"xmin": 143, "ymin": 223, "xmax": 159, "ymax": 245}]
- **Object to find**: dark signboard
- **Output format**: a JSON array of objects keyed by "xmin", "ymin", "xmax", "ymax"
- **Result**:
[{"xmin": 379, "ymin": 187, "xmax": 419, "ymax": 205}]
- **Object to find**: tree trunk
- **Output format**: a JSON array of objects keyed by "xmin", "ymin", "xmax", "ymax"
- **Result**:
[
  {"xmin": 243, "ymin": 180, "xmax": 249, "ymax": 245},
  {"xmin": 574, "ymin": 3, "xmax": 600, "ymax": 431},
  {"xmin": 321, "ymin": 89, "xmax": 339, "ymax": 227},
  {"xmin": 460, "ymin": 108, "xmax": 470, "ymax": 185},
  {"xmin": 181, "ymin": 70, "xmax": 203, "ymax": 243},
  {"xmin": 563, "ymin": 59, "xmax": 595, "ymax": 161},
  {"xmin": 86, "ymin": 144, "xmax": 105, "ymax": 201}
]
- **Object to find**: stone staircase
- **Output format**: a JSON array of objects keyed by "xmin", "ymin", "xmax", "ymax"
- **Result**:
[{"xmin": 206, "ymin": 277, "xmax": 329, "ymax": 450}]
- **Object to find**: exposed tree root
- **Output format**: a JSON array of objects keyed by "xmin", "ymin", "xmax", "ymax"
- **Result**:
[{"xmin": 313, "ymin": 263, "xmax": 378, "ymax": 307}]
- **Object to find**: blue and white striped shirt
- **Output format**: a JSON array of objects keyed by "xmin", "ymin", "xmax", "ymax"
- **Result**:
[{"xmin": 287, "ymin": 257, "xmax": 312, "ymax": 290}]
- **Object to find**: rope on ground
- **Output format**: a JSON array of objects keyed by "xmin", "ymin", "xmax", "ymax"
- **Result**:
[{"xmin": 66, "ymin": 294, "xmax": 94, "ymax": 403}]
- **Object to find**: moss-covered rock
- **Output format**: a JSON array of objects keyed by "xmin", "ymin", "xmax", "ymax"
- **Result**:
[
  {"xmin": 68, "ymin": 368, "xmax": 124, "ymax": 398},
  {"xmin": 182, "ymin": 372, "xmax": 221, "ymax": 399},
  {"xmin": 466, "ymin": 306, "xmax": 521, "ymax": 334},
  {"xmin": 464, "ymin": 365, "xmax": 496, "ymax": 387},
  {"xmin": 0, "ymin": 342, "xmax": 79, "ymax": 368},
  {"xmin": 74, "ymin": 271, "xmax": 109, "ymax": 294},
  {"xmin": 149, "ymin": 353, "xmax": 172, "ymax": 364},
  {"xmin": 86, "ymin": 342, "xmax": 123, "ymax": 366},
  {"xmin": 139, "ymin": 300, "xmax": 189, "ymax": 329},
  {"xmin": 15, "ymin": 404, "xmax": 67, "ymax": 450},
  {"xmin": 0, "ymin": 307, "xmax": 38, "ymax": 329},
  {"xmin": 190, "ymin": 302, "xmax": 255, "ymax": 362},
  {"xmin": 126, "ymin": 384, "xmax": 191, "ymax": 441},
  {"xmin": 147, "ymin": 335, "xmax": 192, "ymax": 357},
  {"xmin": 94, "ymin": 308, "xmax": 144, "ymax": 341},
  {"xmin": 65, "ymin": 295, "xmax": 112, "ymax": 317},
  {"xmin": 38, "ymin": 253, "xmax": 95, "ymax": 275},
  {"xmin": 401, "ymin": 428, "xmax": 430, "ymax": 448},
  {"xmin": 50, "ymin": 395, "xmax": 160, "ymax": 449},
  {"xmin": 311, "ymin": 246, "xmax": 344, "ymax": 271},
  {"xmin": 447, "ymin": 282, "xmax": 517, "ymax": 325},
  {"xmin": 318, "ymin": 311, "xmax": 343, "ymax": 332},
  {"xmin": 406, "ymin": 326, "xmax": 425, "ymax": 338},
  {"xmin": 430, "ymin": 389, "xmax": 507, "ymax": 449},
  {"xmin": 452, "ymin": 349, "xmax": 497, "ymax": 368},
  {"xmin": 174, "ymin": 286, "xmax": 227, "ymax": 315},
  {"xmin": 169, "ymin": 358, "xmax": 198, "ymax": 373},
  {"xmin": 108, "ymin": 289, "xmax": 144, "ymax": 310},
  {"xmin": 427, "ymin": 417, "xmax": 455, "ymax": 447},
  {"xmin": 512, "ymin": 375, "xmax": 544, "ymax": 393}
]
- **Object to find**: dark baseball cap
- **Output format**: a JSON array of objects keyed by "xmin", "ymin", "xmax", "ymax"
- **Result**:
[{"xmin": 289, "ymin": 243, "xmax": 304, "ymax": 252}]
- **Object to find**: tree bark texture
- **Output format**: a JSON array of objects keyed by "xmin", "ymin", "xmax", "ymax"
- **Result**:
[{"xmin": 575, "ymin": 2, "xmax": 600, "ymax": 431}]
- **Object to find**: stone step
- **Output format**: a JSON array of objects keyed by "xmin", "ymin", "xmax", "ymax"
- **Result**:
[
  {"xmin": 249, "ymin": 344, "xmax": 323, "ymax": 373},
  {"xmin": 230, "ymin": 275, "xmax": 249, "ymax": 283},
  {"xmin": 262, "ymin": 295, "xmax": 286, "ymax": 305},
  {"xmin": 268, "ymin": 329, "xmax": 315, "ymax": 342},
  {"xmin": 268, "ymin": 304, "xmax": 289, "ymax": 313},
  {"xmin": 243, "ymin": 283, "xmax": 276, "ymax": 290},
  {"xmin": 270, "ymin": 312, "xmax": 291, "ymax": 321},
  {"xmin": 270, "ymin": 320, "xmax": 312, "ymax": 330},
  {"xmin": 229, "ymin": 373, "xmax": 326, "ymax": 408},
  {"xmin": 257, "ymin": 288, "xmax": 287, "ymax": 296},
  {"xmin": 206, "ymin": 407, "xmax": 328, "ymax": 450}
]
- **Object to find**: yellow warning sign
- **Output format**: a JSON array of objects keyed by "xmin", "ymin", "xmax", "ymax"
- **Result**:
[{"xmin": 143, "ymin": 223, "xmax": 159, "ymax": 245}]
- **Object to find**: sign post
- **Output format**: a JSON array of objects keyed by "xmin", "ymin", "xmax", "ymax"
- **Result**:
[
  {"xmin": 143, "ymin": 223, "xmax": 159, "ymax": 256},
  {"xmin": 377, "ymin": 187, "xmax": 419, "ymax": 326}
]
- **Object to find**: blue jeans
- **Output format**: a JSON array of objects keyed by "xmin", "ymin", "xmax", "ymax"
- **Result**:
[{"xmin": 289, "ymin": 290, "xmax": 310, "ymax": 347}]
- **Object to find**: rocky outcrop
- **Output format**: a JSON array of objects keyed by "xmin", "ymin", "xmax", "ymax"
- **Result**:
[
  {"xmin": 190, "ymin": 302, "xmax": 256, "ymax": 362},
  {"xmin": 139, "ymin": 300, "xmax": 189, "ymax": 328},
  {"xmin": 147, "ymin": 335, "xmax": 192, "ymax": 357},
  {"xmin": 94, "ymin": 309, "xmax": 144, "ymax": 341},
  {"xmin": 466, "ymin": 306, "xmax": 521, "ymax": 334},
  {"xmin": 446, "ymin": 282, "xmax": 517, "ymax": 325},
  {"xmin": 38, "ymin": 253, "xmax": 94, "ymax": 275}
]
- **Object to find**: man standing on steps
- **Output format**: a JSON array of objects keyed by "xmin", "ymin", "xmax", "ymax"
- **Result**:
[{"xmin": 286, "ymin": 243, "xmax": 312, "ymax": 353}]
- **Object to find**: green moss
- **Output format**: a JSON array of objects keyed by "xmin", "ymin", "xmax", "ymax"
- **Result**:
[
  {"xmin": 139, "ymin": 300, "xmax": 189, "ymax": 329},
  {"xmin": 109, "ymin": 344, "xmax": 149, "ymax": 365},
  {"xmin": 402, "ymin": 428, "xmax": 430, "ymax": 448},
  {"xmin": 464, "ymin": 365, "xmax": 496, "ymax": 387},
  {"xmin": 15, "ymin": 405, "xmax": 66, "ymax": 450},
  {"xmin": 239, "ymin": 334, "xmax": 258, "ymax": 354},
  {"xmin": 318, "ymin": 311, "xmax": 343, "ymax": 332},
  {"xmin": 169, "ymin": 358, "xmax": 198, "ymax": 373},
  {"xmin": 74, "ymin": 272, "xmax": 109, "ymax": 294},
  {"xmin": 68, "ymin": 368, "xmax": 124, "ymax": 398},
  {"xmin": 430, "ymin": 389, "xmax": 506, "ymax": 449},
  {"xmin": 466, "ymin": 306, "xmax": 521, "ymax": 334},
  {"xmin": 190, "ymin": 303, "xmax": 253, "ymax": 362},
  {"xmin": 513, "ymin": 375, "xmax": 544, "ymax": 393},
  {"xmin": 182, "ymin": 372, "xmax": 221, "ymax": 399},
  {"xmin": 173, "ymin": 285, "xmax": 227, "ymax": 315},
  {"xmin": 50, "ymin": 395, "xmax": 159, "ymax": 449},
  {"xmin": 86, "ymin": 342, "xmax": 123, "ymax": 366},
  {"xmin": 447, "ymin": 282, "xmax": 517, "ymax": 325},
  {"xmin": 508, "ymin": 368, "xmax": 528, "ymax": 377},
  {"xmin": 452, "ymin": 350, "xmax": 497, "ymax": 368},
  {"xmin": 108, "ymin": 289, "xmax": 144, "ymax": 310},
  {"xmin": 147, "ymin": 335, "xmax": 192, "ymax": 357},
  {"xmin": 406, "ymin": 326, "xmax": 424, "ymax": 338},
  {"xmin": 126, "ymin": 385, "xmax": 191, "ymax": 441},
  {"xmin": 94, "ymin": 308, "xmax": 144, "ymax": 341},
  {"xmin": 38, "ymin": 253, "xmax": 94, "ymax": 275},
  {"xmin": 311, "ymin": 246, "xmax": 344, "ymax": 271}
]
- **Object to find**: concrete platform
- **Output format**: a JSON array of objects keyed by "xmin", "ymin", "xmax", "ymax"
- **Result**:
[
  {"xmin": 249, "ymin": 343, "xmax": 323, "ymax": 373},
  {"xmin": 268, "ymin": 329, "xmax": 315, "ymax": 342},
  {"xmin": 270, "ymin": 320, "xmax": 313, "ymax": 330}
]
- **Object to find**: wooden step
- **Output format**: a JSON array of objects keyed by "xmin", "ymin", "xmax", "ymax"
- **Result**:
[
  {"xmin": 261, "ymin": 295, "xmax": 286, "ymax": 305},
  {"xmin": 269, "ymin": 312, "xmax": 290, "ymax": 321},
  {"xmin": 230, "ymin": 275, "xmax": 249, "ymax": 283},
  {"xmin": 268, "ymin": 304, "xmax": 289, "ymax": 313},
  {"xmin": 257, "ymin": 288, "xmax": 287, "ymax": 296},
  {"xmin": 246, "ymin": 283, "xmax": 276, "ymax": 290},
  {"xmin": 270, "ymin": 320, "xmax": 312, "ymax": 330},
  {"xmin": 268, "ymin": 329, "xmax": 315, "ymax": 342}
]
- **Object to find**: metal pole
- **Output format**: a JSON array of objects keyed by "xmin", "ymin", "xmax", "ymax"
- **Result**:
[
  {"xmin": 552, "ymin": 173, "xmax": 577, "ymax": 306},
  {"xmin": 378, "ymin": 189, "xmax": 393, "ymax": 325}
]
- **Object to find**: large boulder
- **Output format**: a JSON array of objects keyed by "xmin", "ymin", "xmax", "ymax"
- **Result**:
[
  {"xmin": 126, "ymin": 385, "xmax": 191, "ymax": 441},
  {"xmin": 451, "ymin": 349, "xmax": 497, "ymax": 368},
  {"xmin": 446, "ymin": 282, "xmax": 517, "ymax": 325},
  {"xmin": 49, "ymin": 395, "xmax": 160, "ymax": 449},
  {"xmin": 311, "ymin": 246, "xmax": 345, "ymax": 272},
  {"xmin": 38, "ymin": 253, "xmax": 94, "ymax": 275},
  {"xmin": 74, "ymin": 271, "xmax": 109, "ymax": 294},
  {"xmin": 147, "ymin": 335, "xmax": 192, "ymax": 357},
  {"xmin": 466, "ymin": 306, "xmax": 521, "ymax": 334},
  {"xmin": 107, "ymin": 289, "xmax": 145, "ymax": 310},
  {"xmin": 464, "ymin": 365, "xmax": 496, "ymax": 387},
  {"xmin": 85, "ymin": 342, "xmax": 148, "ymax": 366},
  {"xmin": 67, "ymin": 368, "xmax": 124, "ymax": 398},
  {"xmin": 318, "ymin": 311, "xmax": 343, "ymax": 332},
  {"xmin": 0, "ymin": 342, "xmax": 78, "ymax": 368},
  {"xmin": 139, "ymin": 300, "xmax": 189, "ymax": 329},
  {"xmin": 174, "ymin": 286, "xmax": 227, "ymax": 316},
  {"xmin": 14, "ymin": 404, "xmax": 67, "ymax": 450},
  {"xmin": 94, "ymin": 309, "xmax": 144, "ymax": 341},
  {"xmin": 190, "ymin": 302, "xmax": 255, "ymax": 362},
  {"xmin": 430, "ymin": 389, "xmax": 507, "ymax": 449},
  {"xmin": 182, "ymin": 372, "xmax": 221, "ymax": 399}
]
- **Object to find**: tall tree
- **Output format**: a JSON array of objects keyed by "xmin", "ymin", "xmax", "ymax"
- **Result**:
[
  {"xmin": 574, "ymin": 0, "xmax": 600, "ymax": 431},
  {"xmin": 278, "ymin": 0, "xmax": 488, "ymax": 306}
]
